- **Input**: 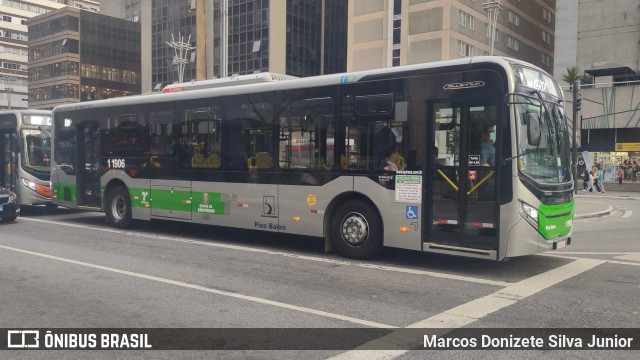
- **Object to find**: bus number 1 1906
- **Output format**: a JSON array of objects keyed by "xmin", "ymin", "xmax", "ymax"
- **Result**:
[{"xmin": 107, "ymin": 159, "xmax": 126, "ymax": 169}]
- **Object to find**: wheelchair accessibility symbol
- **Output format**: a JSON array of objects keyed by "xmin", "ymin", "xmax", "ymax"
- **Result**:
[{"xmin": 406, "ymin": 206, "xmax": 418, "ymax": 219}]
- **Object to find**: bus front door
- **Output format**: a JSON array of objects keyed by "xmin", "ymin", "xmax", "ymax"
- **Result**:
[
  {"xmin": 76, "ymin": 121, "xmax": 102, "ymax": 209},
  {"xmin": 0, "ymin": 130, "xmax": 17, "ymax": 191},
  {"xmin": 427, "ymin": 101, "xmax": 499, "ymax": 255}
]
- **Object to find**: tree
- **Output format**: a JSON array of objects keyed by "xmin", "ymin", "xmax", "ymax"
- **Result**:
[{"xmin": 562, "ymin": 66, "xmax": 582, "ymax": 87}]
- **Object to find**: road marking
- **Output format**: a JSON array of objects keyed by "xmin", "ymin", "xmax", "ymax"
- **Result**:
[
  {"xmin": 622, "ymin": 210, "xmax": 632, "ymax": 218},
  {"xmin": 542, "ymin": 253, "xmax": 640, "ymax": 266},
  {"xmin": 327, "ymin": 258, "xmax": 604, "ymax": 359},
  {"xmin": 18, "ymin": 217, "xmax": 510, "ymax": 287},
  {"xmin": 0, "ymin": 244, "xmax": 395, "ymax": 329},
  {"xmin": 614, "ymin": 253, "xmax": 640, "ymax": 263},
  {"xmin": 547, "ymin": 251, "xmax": 630, "ymax": 255}
]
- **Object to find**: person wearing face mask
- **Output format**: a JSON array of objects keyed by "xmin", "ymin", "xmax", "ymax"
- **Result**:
[{"xmin": 480, "ymin": 123, "xmax": 496, "ymax": 167}]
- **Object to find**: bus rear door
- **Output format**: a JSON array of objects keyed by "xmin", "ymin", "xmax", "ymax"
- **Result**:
[{"xmin": 76, "ymin": 121, "xmax": 102, "ymax": 209}]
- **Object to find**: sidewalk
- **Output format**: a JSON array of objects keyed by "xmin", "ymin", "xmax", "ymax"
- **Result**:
[{"xmin": 574, "ymin": 190, "xmax": 640, "ymax": 219}]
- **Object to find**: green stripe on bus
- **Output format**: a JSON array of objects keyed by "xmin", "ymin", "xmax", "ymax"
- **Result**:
[
  {"xmin": 127, "ymin": 188, "xmax": 227, "ymax": 215},
  {"xmin": 53, "ymin": 182, "xmax": 77, "ymax": 202}
]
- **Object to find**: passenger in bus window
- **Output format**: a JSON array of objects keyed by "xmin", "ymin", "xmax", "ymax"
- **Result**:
[
  {"xmin": 149, "ymin": 135, "xmax": 165, "ymax": 155},
  {"xmin": 480, "ymin": 124, "xmax": 496, "ymax": 167},
  {"xmin": 381, "ymin": 145, "xmax": 406, "ymax": 172}
]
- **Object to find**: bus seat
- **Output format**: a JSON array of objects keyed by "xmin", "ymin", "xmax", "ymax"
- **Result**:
[
  {"xmin": 249, "ymin": 152, "xmax": 272, "ymax": 169},
  {"xmin": 255, "ymin": 152, "xmax": 272, "ymax": 169},
  {"xmin": 206, "ymin": 154, "xmax": 221, "ymax": 168},
  {"xmin": 340, "ymin": 155, "xmax": 348, "ymax": 169},
  {"xmin": 192, "ymin": 153, "xmax": 206, "ymax": 168}
]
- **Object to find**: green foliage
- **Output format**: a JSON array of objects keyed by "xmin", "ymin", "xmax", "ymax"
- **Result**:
[{"xmin": 562, "ymin": 66, "xmax": 582, "ymax": 85}]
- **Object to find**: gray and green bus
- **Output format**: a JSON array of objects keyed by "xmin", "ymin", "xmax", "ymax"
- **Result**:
[
  {"xmin": 0, "ymin": 110, "xmax": 54, "ymax": 208},
  {"xmin": 51, "ymin": 57, "xmax": 574, "ymax": 260}
]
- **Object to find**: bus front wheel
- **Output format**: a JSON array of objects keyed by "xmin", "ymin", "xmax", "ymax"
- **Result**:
[
  {"xmin": 329, "ymin": 200, "xmax": 383, "ymax": 259},
  {"xmin": 106, "ymin": 186, "xmax": 132, "ymax": 229}
]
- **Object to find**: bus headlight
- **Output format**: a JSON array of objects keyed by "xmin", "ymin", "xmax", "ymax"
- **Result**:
[
  {"xmin": 519, "ymin": 201, "xmax": 539, "ymax": 228},
  {"xmin": 21, "ymin": 178, "xmax": 37, "ymax": 191}
]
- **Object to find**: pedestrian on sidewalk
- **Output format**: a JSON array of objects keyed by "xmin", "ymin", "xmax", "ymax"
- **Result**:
[
  {"xmin": 618, "ymin": 168, "xmax": 624, "ymax": 185},
  {"xmin": 597, "ymin": 167, "xmax": 605, "ymax": 192},
  {"xmin": 586, "ymin": 170, "xmax": 596, "ymax": 192}
]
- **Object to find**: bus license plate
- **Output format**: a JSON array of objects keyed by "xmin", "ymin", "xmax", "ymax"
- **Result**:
[
  {"xmin": 0, "ymin": 204, "xmax": 3, "ymax": 211},
  {"xmin": 556, "ymin": 239, "xmax": 566, "ymax": 249}
]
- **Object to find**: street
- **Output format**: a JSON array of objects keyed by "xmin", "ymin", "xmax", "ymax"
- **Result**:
[{"xmin": 0, "ymin": 192, "xmax": 638, "ymax": 359}]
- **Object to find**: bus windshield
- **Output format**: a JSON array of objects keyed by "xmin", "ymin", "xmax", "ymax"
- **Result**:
[
  {"xmin": 514, "ymin": 96, "xmax": 571, "ymax": 184},
  {"xmin": 21, "ymin": 128, "xmax": 52, "ymax": 172}
]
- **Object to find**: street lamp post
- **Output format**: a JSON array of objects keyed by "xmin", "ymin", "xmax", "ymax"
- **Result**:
[
  {"xmin": 3, "ymin": 73, "xmax": 16, "ymax": 110},
  {"xmin": 483, "ymin": 0, "xmax": 502, "ymax": 56},
  {"xmin": 166, "ymin": 33, "xmax": 196, "ymax": 84}
]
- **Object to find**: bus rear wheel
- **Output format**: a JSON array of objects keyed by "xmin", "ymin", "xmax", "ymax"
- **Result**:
[
  {"xmin": 329, "ymin": 199, "xmax": 383, "ymax": 259},
  {"xmin": 105, "ymin": 186, "xmax": 132, "ymax": 229},
  {"xmin": 2, "ymin": 214, "xmax": 17, "ymax": 222}
]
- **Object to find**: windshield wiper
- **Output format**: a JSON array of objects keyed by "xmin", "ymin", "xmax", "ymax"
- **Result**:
[
  {"xmin": 38, "ymin": 126, "xmax": 51, "ymax": 139},
  {"xmin": 503, "ymin": 148, "xmax": 538, "ymax": 164}
]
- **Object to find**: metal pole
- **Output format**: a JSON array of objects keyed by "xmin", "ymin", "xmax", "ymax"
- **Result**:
[
  {"xmin": 196, "ymin": 0, "xmax": 206, "ymax": 80},
  {"xmin": 220, "ymin": 0, "xmax": 228, "ymax": 77},
  {"xmin": 572, "ymin": 80, "xmax": 580, "ymax": 194},
  {"xmin": 483, "ymin": 0, "xmax": 502, "ymax": 56},
  {"xmin": 320, "ymin": 0, "xmax": 325, "ymax": 75},
  {"xmin": 3, "ymin": 73, "xmax": 15, "ymax": 110},
  {"xmin": 166, "ymin": 33, "xmax": 195, "ymax": 83}
]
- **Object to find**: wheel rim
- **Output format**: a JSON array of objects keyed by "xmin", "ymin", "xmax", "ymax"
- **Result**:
[
  {"xmin": 341, "ymin": 212, "xmax": 369, "ymax": 246},
  {"xmin": 111, "ymin": 194, "xmax": 127, "ymax": 221}
]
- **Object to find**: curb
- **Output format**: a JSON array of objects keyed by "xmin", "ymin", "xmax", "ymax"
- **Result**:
[
  {"xmin": 574, "ymin": 205, "xmax": 616, "ymax": 220},
  {"xmin": 575, "ymin": 194, "xmax": 640, "ymax": 201}
]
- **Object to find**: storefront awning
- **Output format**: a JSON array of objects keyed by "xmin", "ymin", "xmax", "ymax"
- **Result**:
[{"xmin": 585, "ymin": 63, "xmax": 636, "ymax": 77}]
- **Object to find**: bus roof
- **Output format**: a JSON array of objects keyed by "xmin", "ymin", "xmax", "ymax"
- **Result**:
[
  {"xmin": 161, "ymin": 73, "xmax": 298, "ymax": 93},
  {"xmin": 53, "ymin": 56, "xmax": 554, "ymax": 113}
]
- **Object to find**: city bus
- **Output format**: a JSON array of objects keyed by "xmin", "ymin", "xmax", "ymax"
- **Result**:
[
  {"xmin": 51, "ymin": 57, "xmax": 574, "ymax": 260},
  {"xmin": 0, "ymin": 110, "xmax": 54, "ymax": 208}
]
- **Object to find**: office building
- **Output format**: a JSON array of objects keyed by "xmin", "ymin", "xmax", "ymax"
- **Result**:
[
  {"xmin": 0, "ymin": 0, "xmax": 68, "ymax": 109},
  {"xmin": 348, "ymin": 0, "xmax": 555, "ymax": 73},
  {"xmin": 28, "ymin": 6, "xmax": 141, "ymax": 109},
  {"xmin": 102, "ymin": 0, "xmax": 348, "ymax": 92}
]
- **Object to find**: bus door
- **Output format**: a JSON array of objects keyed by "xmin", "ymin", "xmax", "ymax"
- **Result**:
[
  {"xmin": 427, "ymin": 101, "xmax": 498, "ymax": 252},
  {"xmin": 0, "ymin": 130, "xmax": 17, "ymax": 191},
  {"xmin": 76, "ymin": 121, "xmax": 102, "ymax": 209}
]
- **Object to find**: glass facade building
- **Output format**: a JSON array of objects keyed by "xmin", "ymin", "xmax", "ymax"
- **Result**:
[
  {"xmin": 151, "ymin": 0, "xmax": 195, "ymax": 86},
  {"xmin": 216, "ymin": 0, "xmax": 347, "ymax": 77},
  {"xmin": 103, "ymin": 0, "xmax": 347, "ymax": 90},
  {"xmin": 28, "ymin": 6, "xmax": 141, "ymax": 109}
]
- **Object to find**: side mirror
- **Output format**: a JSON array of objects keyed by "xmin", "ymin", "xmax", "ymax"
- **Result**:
[{"xmin": 526, "ymin": 113, "xmax": 541, "ymax": 146}]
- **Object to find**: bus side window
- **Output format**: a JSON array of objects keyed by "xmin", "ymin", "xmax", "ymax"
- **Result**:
[
  {"xmin": 277, "ymin": 96, "xmax": 335, "ymax": 171},
  {"xmin": 341, "ymin": 91, "xmax": 409, "ymax": 172},
  {"xmin": 149, "ymin": 111, "xmax": 176, "ymax": 156},
  {"xmin": 109, "ymin": 113, "xmax": 146, "ymax": 157},
  {"xmin": 183, "ymin": 107, "xmax": 221, "ymax": 169}
]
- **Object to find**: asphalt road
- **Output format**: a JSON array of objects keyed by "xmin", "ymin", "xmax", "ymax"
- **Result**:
[{"xmin": 0, "ymin": 195, "xmax": 638, "ymax": 359}]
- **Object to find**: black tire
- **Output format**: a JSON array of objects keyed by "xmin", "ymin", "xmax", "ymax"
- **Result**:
[
  {"xmin": 105, "ymin": 186, "xmax": 132, "ymax": 229},
  {"xmin": 2, "ymin": 214, "xmax": 17, "ymax": 222},
  {"xmin": 45, "ymin": 203, "xmax": 58, "ymax": 211},
  {"xmin": 329, "ymin": 199, "xmax": 383, "ymax": 259}
]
